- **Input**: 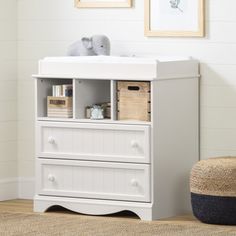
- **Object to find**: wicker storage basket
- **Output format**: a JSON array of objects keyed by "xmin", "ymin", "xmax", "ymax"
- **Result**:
[
  {"xmin": 117, "ymin": 81, "xmax": 150, "ymax": 121},
  {"xmin": 47, "ymin": 96, "xmax": 73, "ymax": 118}
]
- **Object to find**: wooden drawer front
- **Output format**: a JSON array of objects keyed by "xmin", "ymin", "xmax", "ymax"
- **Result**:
[
  {"xmin": 37, "ymin": 122, "xmax": 150, "ymax": 163},
  {"xmin": 37, "ymin": 159, "xmax": 151, "ymax": 202}
]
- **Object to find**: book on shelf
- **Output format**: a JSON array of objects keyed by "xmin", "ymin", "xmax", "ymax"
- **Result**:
[{"xmin": 52, "ymin": 84, "xmax": 73, "ymax": 97}]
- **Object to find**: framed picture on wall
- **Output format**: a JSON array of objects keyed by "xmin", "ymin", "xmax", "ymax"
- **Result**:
[
  {"xmin": 75, "ymin": 0, "xmax": 132, "ymax": 8},
  {"xmin": 145, "ymin": 0, "xmax": 204, "ymax": 37}
]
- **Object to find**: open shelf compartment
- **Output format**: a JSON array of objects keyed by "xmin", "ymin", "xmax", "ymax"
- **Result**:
[
  {"xmin": 74, "ymin": 79, "xmax": 111, "ymax": 120},
  {"xmin": 36, "ymin": 78, "xmax": 73, "ymax": 118}
]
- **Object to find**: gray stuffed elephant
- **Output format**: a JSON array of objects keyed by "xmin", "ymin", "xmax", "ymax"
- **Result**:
[{"xmin": 67, "ymin": 35, "xmax": 110, "ymax": 56}]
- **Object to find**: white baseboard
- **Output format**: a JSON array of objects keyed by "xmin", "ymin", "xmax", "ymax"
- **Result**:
[
  {"xmin": 0, "ymin": 178, "xmax": 35, "ymax": 201},
  {"xmin": 0, "ymin": 178, "xmax": 18, "ymax": 201},
  {"xmin": 18, "ymin": 177, "xmax": 35, "ymax": 200}
]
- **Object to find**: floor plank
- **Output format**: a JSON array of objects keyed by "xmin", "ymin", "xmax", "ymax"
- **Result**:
[{"xmin": 0, "ymin": 199, "xmax": 197, "ymax": 223}]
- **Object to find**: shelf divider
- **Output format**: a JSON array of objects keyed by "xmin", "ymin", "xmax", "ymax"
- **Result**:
[{"xmin": 111, "ymin": 80, "xmax": 117, "ymax": 121}]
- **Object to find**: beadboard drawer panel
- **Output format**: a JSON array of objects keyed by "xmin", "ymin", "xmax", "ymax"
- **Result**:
[
  {"xmin": 37, "ymin": 122, "xmax": 150, "ymax": 163},
  {"xmin": 37, "ymin": 159, "xmax": 151, "ymax": 202}
]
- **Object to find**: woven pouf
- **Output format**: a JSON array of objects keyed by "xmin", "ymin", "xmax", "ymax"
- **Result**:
[{"xmin": 190, "ymin": 157, "xmax": 236, "ymax": 225}]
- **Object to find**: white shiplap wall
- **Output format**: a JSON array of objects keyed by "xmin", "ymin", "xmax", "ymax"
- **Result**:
[
  {"xmin": 0, "ymin": 0, "xmax": 18, "ymax": 200},
  {"xmin": 17, "ymin": 0, "xmax": 236, "ymax": 198}
]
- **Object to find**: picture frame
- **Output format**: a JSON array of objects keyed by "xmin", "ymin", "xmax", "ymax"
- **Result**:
[
  {"xmin": 144, "ymin": 0, "xmax": 204, "ymax": 37},
  {"xmin": 75, "ymin": 0, "xmax": 132, "ymax": 8}
]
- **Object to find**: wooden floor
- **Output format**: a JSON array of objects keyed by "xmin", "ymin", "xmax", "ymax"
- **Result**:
[
  {"xmin": 0, "ymin": 199, "xmax": 197, "ymax": 223},
  {"xmin": 0, "ymin": 199, "xmax": 34, "ymax": 214}
]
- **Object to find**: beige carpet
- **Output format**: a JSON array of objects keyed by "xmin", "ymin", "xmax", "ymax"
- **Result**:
[{"xmin": 0, "ymin": 211, "xmax": 236, "ymax": 236}]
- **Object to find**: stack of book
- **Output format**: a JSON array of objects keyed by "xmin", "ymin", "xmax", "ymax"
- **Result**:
[
  {"xmin": 47, "ymin": 84, "xmax": 73, "ymax": 118},
  {"xmin": 52, "ymin": 84, "xmax": 73, "ymax": 97}
]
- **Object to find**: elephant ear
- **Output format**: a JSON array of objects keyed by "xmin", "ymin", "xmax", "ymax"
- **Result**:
[{"xmin": 82, "ymin": 37, "xmax": 93, "ymax": 49}]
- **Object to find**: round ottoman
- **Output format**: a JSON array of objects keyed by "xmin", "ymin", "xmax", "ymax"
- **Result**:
[{"xmin": 190, "ymin": 157, "xmax": 236, "ymax": 225}]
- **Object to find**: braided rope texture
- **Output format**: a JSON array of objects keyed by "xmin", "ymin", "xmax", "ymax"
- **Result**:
[{"xmin": 190, "ymin": 157, "xmax": 236, "ymax": 225}]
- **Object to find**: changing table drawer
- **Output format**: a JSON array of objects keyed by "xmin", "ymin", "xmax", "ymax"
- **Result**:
[
  {"xmin": 37, "ymin": 122, "xmax": 150, "ymax": 163},
  {"xmin": 37, "ymin": 159, "xmax": 151, "ymax": 202}
]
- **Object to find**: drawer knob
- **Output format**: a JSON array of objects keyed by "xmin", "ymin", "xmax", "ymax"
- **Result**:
[
  {"xmin": 48, "ymin": 174, "xmax": 55, "ymax": 182},
  {"xmin": 48, "ymin": 136, "xmax": 55, "ymax": 144},
  {"xmin": 131, "ymin": 179, "xmax": 138, "ymax": 187},
  {"xmin": 131, "ymin": 140, "xmax": 139, "ymax": 148}
]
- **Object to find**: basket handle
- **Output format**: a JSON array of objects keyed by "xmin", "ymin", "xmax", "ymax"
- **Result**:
[{"xmin": 128, "ymin": 86, "xmax": 140, "ymax": 91}]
